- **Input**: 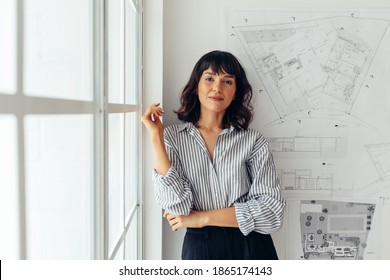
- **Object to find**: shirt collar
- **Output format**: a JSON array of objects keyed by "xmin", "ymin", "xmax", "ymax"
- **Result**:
[
  {"xmin": 177, "ymin": 122, "xmax": 191, "ymax": 132},
  {"xmin": 178, "ymin": 122, "xmax": 236, "ymax": 134}
]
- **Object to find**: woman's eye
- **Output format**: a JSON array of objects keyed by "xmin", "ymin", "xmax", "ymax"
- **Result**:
[
  {"xmin": 224, "ymin": 80, "xmax": 234, "ymax": 85},
  {"xmin": 205, "ymin": 77, "xmax": 213, "ymax": 82}
]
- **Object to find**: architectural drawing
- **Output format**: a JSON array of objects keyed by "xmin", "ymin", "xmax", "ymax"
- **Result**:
[
  {"xmin": 365, "ymin": 143, "xmax": 390, "ymax": 179},
  {"xmin": 300, "ymin": 200, "xmax": 375, "ymax": 259},
  {"xmin": 277, "ymin": 169, "xmax": 333, "ymax": 191},
  {"xmin": 227, "ymin": 9, "xmax": 390, "ymax": 259},
  {"xmin": 231, "ymin": 16, "xmax": 390, "ymax": 126},
  {"xmin": 269, "ymin": 136, "xmax": 347, "ymax": 158},
  {"xmin": 355, "ymin": 143, "xmax": 390, "ymax": 198}
]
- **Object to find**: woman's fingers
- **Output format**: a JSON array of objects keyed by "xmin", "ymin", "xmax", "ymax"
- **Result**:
[
  {"xmin": 164, "ymin": 215, "xmax": 182, "ymax": 231},
  {"xmin": 162, "ymin": 211, "xmax": 184, "ymax": 231},
  {"xmin": 141, "ymin": 103, "xmax": 165, "ymax": 138},
  {"xmin": 168, "ymin": 218, "xmax": 180, "ymax": 231},
  {"xmin": 150, "ymin": 103, "xmax": 163, "ymax": 113},
  {"xmin": 153, "ymin": 107, "xmax": 164, "ymax": 117},
  {"xmin": 142, "ymin": 104, "xmax": 164, "ymax": 122}
]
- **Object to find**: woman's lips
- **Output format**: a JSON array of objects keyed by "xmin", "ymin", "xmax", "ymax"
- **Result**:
[{"xmin": 209, "ymin": 96, "xmax": 224, "ymax": 101}]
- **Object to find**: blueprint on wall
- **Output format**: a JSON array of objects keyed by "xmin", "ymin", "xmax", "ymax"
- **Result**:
[{"xmin": 226, "ymin": 9, "xmax": 390, "ymax": 259}]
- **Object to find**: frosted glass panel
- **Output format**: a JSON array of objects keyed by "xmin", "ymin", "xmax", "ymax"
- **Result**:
[
  {"xmin": 0, "ymin": 0, "xmax": 16, "ymax": 94},
  {"xmin": 24, "ymin": 115, "xmax": 93, "ymax": 259},
  {"xmin": 0, "ymin": 115, "xmax": 19, "ymax": 259},
  {"xmin": 125, "ymin": 214, "xmax": 138, "ymax": 260},
  {"xmin": 108, "ymin": 0, "xmax": 124, "ymax": 104},
  {"xmin": 108, "ymin": 114, "xmax": 124, "ymax": 255},
  {"xmin": 125, "ymin": 113, "xmax": 137, "ymax": 215},
  {"xmin": 24, "ymin": 0, "xmax": 92, "ymax": 100}
]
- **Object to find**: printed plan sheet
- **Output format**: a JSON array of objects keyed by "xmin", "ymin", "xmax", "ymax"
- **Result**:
[{"xmin": 226, "ymin": 9, "xmax": 390, "ymax": 259}]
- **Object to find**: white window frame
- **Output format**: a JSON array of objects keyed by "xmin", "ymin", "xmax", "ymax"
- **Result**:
[{"xmin": 0, "ymin": 0, "xmax": 143, "ymax": 260}]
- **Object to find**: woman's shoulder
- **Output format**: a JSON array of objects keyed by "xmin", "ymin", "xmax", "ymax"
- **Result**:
[
  {"xmin": 163, "ymin": 122, "xmax": 192, "ymax": 141},
  {"xmin": 238, "ymin": 127, "xmax": 265, "ymax": 139},
  {"xmin": 238, "ymin": 127, "xmax": 268, "ymax": 147},
  {"xmin": 165, "ymin": 122, "xmax": 189, "ymax": 134}
]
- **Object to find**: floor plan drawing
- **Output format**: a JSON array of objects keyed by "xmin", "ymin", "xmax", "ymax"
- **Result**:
[{"xmin": 229, "ymin": 14, "xmax": 390, "ymax": 126}]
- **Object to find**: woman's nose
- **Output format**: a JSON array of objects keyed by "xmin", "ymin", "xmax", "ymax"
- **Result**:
[{"xmin": 213, "ymin": 81, "xmax": 222, "ymax": 92}]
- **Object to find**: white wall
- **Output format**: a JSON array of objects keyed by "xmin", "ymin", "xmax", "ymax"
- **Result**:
[
  {"xmin": 161, "ymin": 0, "xmax": 390, "ymax": 260},
  {"xmin": 143, "ymin": 0, "xmax": 163, "ymax": 260}
]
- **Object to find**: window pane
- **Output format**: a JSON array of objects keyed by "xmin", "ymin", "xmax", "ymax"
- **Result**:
[
  {"xmin": 0, "ymin": 115, "xmax": 19, "ymax": 258},
  {"xmin": 125, "ymin": 0, "xmax": 140, "ymax": 104},
  {"xmin": 24, "ymin": 0, "xmax": 92, "ymax": 100},
  {"xmin": 24, "ymin": 115, "xmax": 93, "ymax": 259},
  {"xmin": 125, "ymin": 214, "xmax": 138, "ymax": 260},
  {"xmin": 125, "ymin": 113, "xmax": 137, "ymax": 214},
  {"xmin": 0, "ymin": 0, "xmax": 16, "ymax": 94},
  {"xmin": 108, "ymin": 0, "xmax": 125, "ymax": 104},
  {"xmin": 108, "ymin": 113, "xmax": 124, "ymax": 255}
]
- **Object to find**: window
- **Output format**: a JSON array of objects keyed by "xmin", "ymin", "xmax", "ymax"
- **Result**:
[{"xmin": 0, "ymin": 0, "xmax": 143, "ymax": 260}]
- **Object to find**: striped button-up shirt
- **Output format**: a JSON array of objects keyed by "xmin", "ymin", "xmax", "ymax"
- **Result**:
[{"xmin": 153, "ymin": 122, "xmax": 285, "ymax": 236}]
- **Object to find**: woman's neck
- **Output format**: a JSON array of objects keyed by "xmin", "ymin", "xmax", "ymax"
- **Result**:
[{"xmin": 196, "ymin": 113, "xmax": 225, "ymax": 132}]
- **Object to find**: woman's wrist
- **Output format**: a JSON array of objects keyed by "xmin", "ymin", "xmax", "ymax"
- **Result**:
[
  {"xmin": 151, "ymin": 133, "xmax": 171, "ymax": 175},
  {"xmin": 201, "ymin": 208, "xmax": 238, "ymax": 228},
  {"xmin": 202, "ymin": 211, "xmax": 211, "ymax": 227},
  {"xmin": 151, "ymin": 132, "xmax": 164, "ymax": 144}
]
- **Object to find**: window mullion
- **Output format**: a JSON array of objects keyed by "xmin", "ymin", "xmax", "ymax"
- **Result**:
[
  {"xmin": 93, "ymin": 0, "xmax": 106, "ymax": 260},
  {"xmin": 16, "ymin": 0, "xmax": 27, "ymax": 260}
]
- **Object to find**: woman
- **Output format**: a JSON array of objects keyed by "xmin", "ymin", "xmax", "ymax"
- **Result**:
[{"xmin": 142, "ymin": 50, "xmax": 285, "ymax": 260}]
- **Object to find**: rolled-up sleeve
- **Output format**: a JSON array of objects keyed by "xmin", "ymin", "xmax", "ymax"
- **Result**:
[
  {"xmin": 234, "ymin": 137, "xmax": 285, "ymax": 236},
  {"xmin": 152, "ymin": 133, "xmax": 193, "ymax": 215}
]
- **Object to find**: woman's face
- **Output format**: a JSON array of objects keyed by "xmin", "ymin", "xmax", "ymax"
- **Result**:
[{"xmin": 197, "ymin": 67, "xmax": 236, "ymax": 116}]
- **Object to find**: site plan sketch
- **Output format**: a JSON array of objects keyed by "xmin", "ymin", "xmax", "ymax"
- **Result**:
[
  {"xmin": 285, "ymin": 199, "xmax": 380, "ymax": 259},
  {"xmin": 227, "ymin": 9, "xmax": 390, "ymax": 259}
]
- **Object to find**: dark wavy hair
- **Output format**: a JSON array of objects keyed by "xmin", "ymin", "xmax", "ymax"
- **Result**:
[{"xmin": 175, "ymin": 50, "xmax": 253, "ymax": 130}]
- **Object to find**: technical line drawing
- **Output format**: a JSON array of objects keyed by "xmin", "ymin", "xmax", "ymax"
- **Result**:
[
  {"xmin": 227, "ymin": 9, "xmax": 389, "ymax": 260},
  {"xmin": 365, "ymin": 143, "xmax": 390, "ymax": 179},
  {"xmin": 277, "ymin": 169, "xmax": 333, "ymax": 191},
  {"xmin": 231, "ymin": 16, "xmax": 390, "ymax": 126},
  {"xmin": 300, "ymin": 200, "xmax": 375, "ymax": 260},
  {"xmin": 264, "ymin": 108, "xmax": 376, "ymax": 129},
  {"xmin": 355, "ymin": 143, "xmax": 390, "ymax": 198},
  {"xmin": 268, "ymin": 136, "xmax": 348, "ymax": 158}
]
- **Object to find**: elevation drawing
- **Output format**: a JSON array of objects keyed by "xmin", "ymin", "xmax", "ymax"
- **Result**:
[
  {"xmin": 277, "ymin": 169, "xmax": 333, "ymax": 191},
  {"xmin": 268, "ymin": 136, "xmax": 347, "ymax": 158}
]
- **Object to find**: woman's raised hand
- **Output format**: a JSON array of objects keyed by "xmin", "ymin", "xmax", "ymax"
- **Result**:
[
  {"xmin": 141, "ymin": 103, "xmax": 165, "ymax": 138},
  {"xmin": 142, "ymin": 103, "xmax": 171, "ymax": 175}
]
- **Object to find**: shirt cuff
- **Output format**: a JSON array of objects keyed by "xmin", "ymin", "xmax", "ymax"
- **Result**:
[
  {"xmin": 152, "ymin": 166, "xmax": 183, "ymax": 195},
  {"xmin": 234, "ymin": 202, "xmax": 255, "ymax": 236},
  {"xmin": 153, "ymin": 165, "xmax": 175, "ymax": 183}
]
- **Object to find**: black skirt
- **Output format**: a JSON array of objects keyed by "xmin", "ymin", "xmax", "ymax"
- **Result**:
[{"xmin": 181, "ymin": 226, "xmax": 278, "ymax": 260}]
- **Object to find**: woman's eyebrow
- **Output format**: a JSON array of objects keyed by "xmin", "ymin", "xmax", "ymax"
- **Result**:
[
  {"xmin": 222, "ymin": 74, "xmax": 235, "ymax": 79},
  {"xmin": 203, "ymin": 71, "xmax": 235, "ymax": 78}
]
